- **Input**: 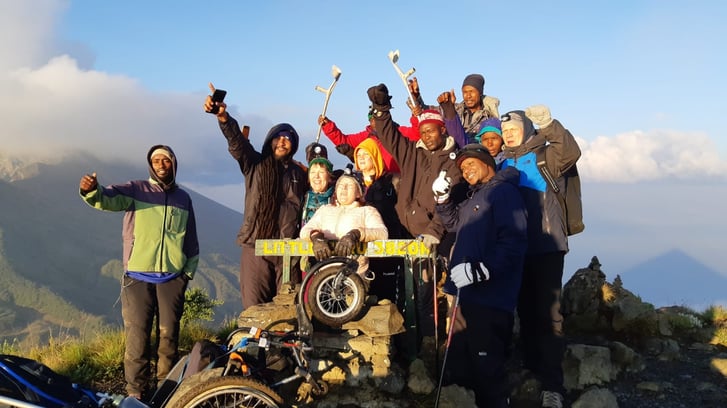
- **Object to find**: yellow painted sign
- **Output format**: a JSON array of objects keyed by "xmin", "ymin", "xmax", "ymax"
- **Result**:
[{"xmin": 255, "ymin": 239, "xmax": 431, "ymax": 258}]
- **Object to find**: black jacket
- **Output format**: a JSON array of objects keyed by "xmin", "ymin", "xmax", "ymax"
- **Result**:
[{"xmin": 220, "ymin": 116, "xmax": 307, "ymax": 246}]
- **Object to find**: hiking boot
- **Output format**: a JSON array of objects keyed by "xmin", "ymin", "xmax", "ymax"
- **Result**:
[{"xmin": 541, "ymin": 391, "xmax": 563, "ymax": 408}]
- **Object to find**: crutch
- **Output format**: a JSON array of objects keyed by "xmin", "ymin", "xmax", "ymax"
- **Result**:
[
  {"xmin": 387, "ymin": 49, "xmax": 416, "ymax": 107},
  {"xmin": 434, "ymin": 288, "xmax": 460, "ymax": 408},
  {"xmin": 314, "ymin": 65, "xmax": 342, "ymax": 143}
]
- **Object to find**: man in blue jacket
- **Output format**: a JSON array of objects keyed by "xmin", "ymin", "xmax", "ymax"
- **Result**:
[
  {"xmin": 500, "ymin": 106, "xmax": 581, "ymax": 408},
  {"xmin": 434, "ymin": 144, "xmax": 528, "ymax": 408}
]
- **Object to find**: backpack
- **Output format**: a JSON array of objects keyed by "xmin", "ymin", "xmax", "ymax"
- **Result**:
[
  {"xmin": 0, "ymin": 354, "xmax": 98, "ymax": 408},
  {"xmin": 535, "ymin": 148, "xmax": 585, "ymax": 236}
]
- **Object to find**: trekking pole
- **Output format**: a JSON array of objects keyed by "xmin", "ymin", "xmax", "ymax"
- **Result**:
[
  {"xmin": 431, "ymin": 253, "xmax": 439, "ymax": 378},
  {"xmin": 434, "ymin": 288, "xmax": 460, "ymax": 408}
]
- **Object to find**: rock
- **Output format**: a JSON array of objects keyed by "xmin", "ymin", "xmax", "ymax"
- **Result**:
[
  {"xmin": 642, "ymin": 337, "xmax": 680, "ymax": 361},
  {"xmin": 609, "ymin": 341, "xmax": 644, "ymax": 374},
  {"xmin": 374, "ymin": 362, "xmax": 406, "ymax": 394},
  {"xmin": 237, "ymin": 302, "xmax": 296, "ymax": 331},
  {"xmin": 407, "ymin": 358, "xmax": 435, "ymax": 394},
  {"xmin": 562, "ymin": 266, "xmax": 610, "ymax": 333},
  {"xmin": 610, "ymin": 292, "xmax": 657, "ymax": 336},
  {"xmin": 437, "ymin": 384, "xmax": 477, "ymax": 408},
  {"xmin": 564, "ymin": 344, "xmax": 616, "ymax": 390},
  {"xmin": 636, "ymin": 381, "xmax": 661, "ymax": 392},
  {"xmin": 710, "ymin": 358, "xmax": 727, "ymax": 376},
  {"xmin": 342, "ymin": 303, "xmax": 405, "ymax": 337},
  {"xmin": 272, "ymin": 282, "xmax": 298, "ymax": 305},
  {"xmin": 571, "ymin": 387, "xmax": 619, "ymax": 408}
]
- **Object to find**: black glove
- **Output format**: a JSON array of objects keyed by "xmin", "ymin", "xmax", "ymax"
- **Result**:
[
  {"xmin": 367, "ymin": 84, "xmax": 392, "ymax": 113},
  {"xmin": 336, "ymin": 143, "xmax": 354, "ymax": 162},
  {"xmin": 335, "ymin": 229, "xmax": 362, "ymax": 256},
  {"xmin": 310, "ymin": 232, "xmax": 331, "ymax": 261}
]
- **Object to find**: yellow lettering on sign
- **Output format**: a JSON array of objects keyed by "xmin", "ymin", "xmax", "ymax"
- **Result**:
[{"xmin": 408, "ymin": 242, "xmax": 421, "ymax": 256}]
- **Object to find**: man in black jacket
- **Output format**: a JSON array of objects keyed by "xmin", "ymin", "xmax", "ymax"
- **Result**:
[
  {"xmin": 367, "ymin": 83, "xmax": 466, "ymax": 356},
  {"xmin": 204, "ymin": 84, "xmax": 307, "ymax": 309}
]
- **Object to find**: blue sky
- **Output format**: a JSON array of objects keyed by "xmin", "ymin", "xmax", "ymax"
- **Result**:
[{"xmin": 1, "ymin": 1, "xmax": 726, "ymax": 304}]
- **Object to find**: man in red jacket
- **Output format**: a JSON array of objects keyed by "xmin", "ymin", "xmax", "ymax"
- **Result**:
[{"xmin": 318, "ymin": 103, "xmax": 422, "ymax": 173}]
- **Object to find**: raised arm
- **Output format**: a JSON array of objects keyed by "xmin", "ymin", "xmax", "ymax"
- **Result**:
[{"xmin": 525, "ymin": 105, "xmax": 581, "ymax": 176}]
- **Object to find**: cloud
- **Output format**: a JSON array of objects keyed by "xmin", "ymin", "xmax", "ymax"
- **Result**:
[
  {"xmin": 576, "ymin": 130, "xmax": 727, "ymax": 183},
  {"xmin": 1, "ymin": 0, "xmax": 726, "ymax": 190}
]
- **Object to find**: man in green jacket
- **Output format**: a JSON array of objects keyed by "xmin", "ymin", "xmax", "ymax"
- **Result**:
[{"xmin": 79, "ymin": 145, "xmax": 199, "ymax": 400}]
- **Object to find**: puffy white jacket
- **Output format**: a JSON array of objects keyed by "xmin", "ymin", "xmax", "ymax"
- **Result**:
[{"xmin": 299, "ymin": 202, "xmax": 388, "ymax": 273}]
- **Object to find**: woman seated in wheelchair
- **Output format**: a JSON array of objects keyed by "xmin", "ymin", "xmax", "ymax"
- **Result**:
[{"xmin": 299, "ymin": 166, "xmax": 388, "ymax": 283}]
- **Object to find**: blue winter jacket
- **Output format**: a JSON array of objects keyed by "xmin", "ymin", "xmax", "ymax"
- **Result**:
[{"xmin": 500, "ymin": 115, "xmax": 581, "ymax": 255}]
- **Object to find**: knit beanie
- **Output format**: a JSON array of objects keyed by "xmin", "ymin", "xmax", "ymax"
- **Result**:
[
  {"xmin": 455, "ymin": 143, "xmax": 496, "ymax": 169},
  {"xmin": 418, "ymin": 109, "xmax": 445, "ymax": 127},
  {"xmin": 475, "ymin": 117, "xmax": 502, "ymax": 142},
  {"xmin": 309, "ymin": 157, "xmax": 333, "ymax": 173},
  {"xmin": 462, "ymin": 74, "xmax": 485, "ymax": 95},
  {"xmin": 150, "ymin": 148, "xmax": 172, "ymax": 161}
]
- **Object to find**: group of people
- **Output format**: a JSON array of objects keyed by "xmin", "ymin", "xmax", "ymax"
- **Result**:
[{"xmin": 78, "ymin": 72, "xmax": 581, "ymax": 408}]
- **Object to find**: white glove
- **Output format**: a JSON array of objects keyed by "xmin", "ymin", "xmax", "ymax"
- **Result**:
[
  {"xmin": 449, "ymin": 262, "xmax": 490, "ymax": 288},
  {"xmin": 525, "ymin": 104, "xmax": 553, "ymax": 128},
  {"xmin": 432, "ymin": 170, "xmax": 452, "ymax": 203},
  {"xmin": 418, "ymin": 234, "xmax": 440, "ymax": 252}
]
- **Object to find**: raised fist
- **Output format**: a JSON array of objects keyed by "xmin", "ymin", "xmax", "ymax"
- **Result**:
[{"xmin": 525, "ymin": 104, "xmax": 553, "ymax": 128}]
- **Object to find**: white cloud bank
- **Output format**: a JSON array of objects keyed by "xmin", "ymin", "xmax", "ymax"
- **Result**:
[
  {"xmin": 1, "ymin": 1, "xmax": 726, "ymax": 188},
  {"xmin": 576, "ymin": 130, "xmax": 727, "ymax": 183}
]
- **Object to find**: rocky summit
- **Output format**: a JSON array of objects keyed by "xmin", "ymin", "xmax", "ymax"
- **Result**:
[{"xmin": 227, "ymin": 257, "xmax": 727, "ymax": 407}]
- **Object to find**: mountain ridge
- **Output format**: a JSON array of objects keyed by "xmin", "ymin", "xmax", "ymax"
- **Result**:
[
  {"xmin": 0, "ymin": 153, "xmax": 244, "ymax": 346},
  {"xmin": 616, "ymin": 248, "xmax": 727, "ymax": 309}
]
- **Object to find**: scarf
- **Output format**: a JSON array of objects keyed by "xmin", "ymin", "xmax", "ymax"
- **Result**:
[{"xmin": 301, "ymin": 186, "xmax": 334, "ymax": 228}]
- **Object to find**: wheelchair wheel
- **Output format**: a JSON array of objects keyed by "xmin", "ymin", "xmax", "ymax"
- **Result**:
[
  {"xmin": 165, "ymin": 368, "xmax": 283, "ymax": 408},
  {"xmin": 306, "ymin": 259, "xmax": 366, "ymax": 327}
]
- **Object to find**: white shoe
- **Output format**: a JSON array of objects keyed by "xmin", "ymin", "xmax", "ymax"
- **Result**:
[{"xmin": 541, "ymin": 391, "xmax": 563, "ymax": 408}]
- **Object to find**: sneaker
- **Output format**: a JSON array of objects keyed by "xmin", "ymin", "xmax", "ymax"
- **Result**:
[
  {"xmin": 541, "ymin": 391, "xmax": 563, "ymax": 408},
  {"xmin": 362, "ymin": 270, "xmax": 375, "ymax": 281}
]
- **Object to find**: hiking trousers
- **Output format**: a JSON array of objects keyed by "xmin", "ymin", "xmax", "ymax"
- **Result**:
[
  {"xmin": 121, "ymin": 274, "xmax": 188, "ymax": 396},
  {"xmin": 444, "ymin": 303, "xmax": 514, "ymax": 407},
  {"xmin": 239, "ymin": 244, "xmax": 300, "ymax": 309},
  {"xmin": 516, "ymin": 251, "xmax": 566, "ymax": 395}
]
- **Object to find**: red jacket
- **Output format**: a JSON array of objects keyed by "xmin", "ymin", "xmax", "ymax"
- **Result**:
[{"xmin": 321, "ymin": 116, "xmax": 420, "ymax": 173}]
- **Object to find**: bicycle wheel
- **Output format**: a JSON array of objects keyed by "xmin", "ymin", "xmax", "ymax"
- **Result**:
[
  {"xmin": 165, "ymin": 368, "xmax": 284, "ymax": 408},
  {"xmin": 307, "ymin": 260, "xmax": 366, "ymax": 327}
]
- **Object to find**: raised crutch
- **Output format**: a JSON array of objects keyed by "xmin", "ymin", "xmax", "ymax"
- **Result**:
[
  {"xmin": 386, "ymin": 49, "xmax": 416, "ymax": 107},
  {"xmin": 314, "ymin": 64, "xmax": 342, "ymax": 143}
]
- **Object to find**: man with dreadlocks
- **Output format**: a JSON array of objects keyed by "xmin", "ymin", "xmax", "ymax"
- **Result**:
[{"xmin": 204, "ymin": 84, "xmax": 307, "ymax": 309}]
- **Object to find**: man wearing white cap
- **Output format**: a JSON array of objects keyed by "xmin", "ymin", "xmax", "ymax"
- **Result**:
[{"xmin": 79, "ymin": 144, "xmax": 198, "ymax": 400}]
